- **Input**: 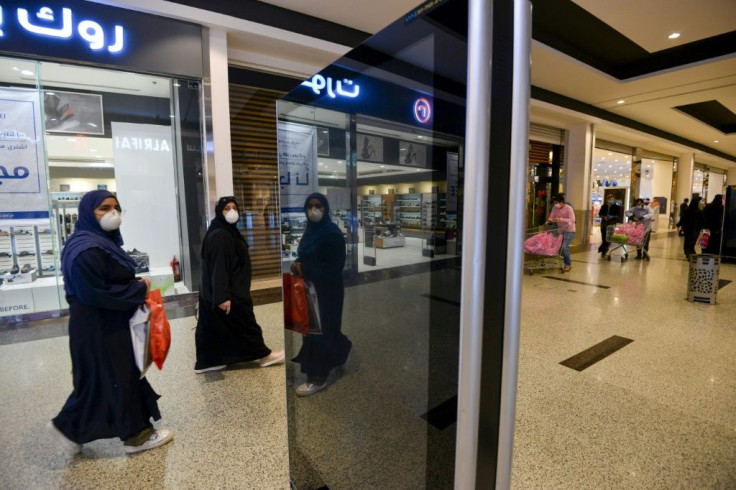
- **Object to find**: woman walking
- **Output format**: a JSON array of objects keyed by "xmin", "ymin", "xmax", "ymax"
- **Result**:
[
  {"xmin": 195, "ymin": 196, "xmax": 284, "ymax": 373},
  {"xmin": 49, "ymin": 190, "xmax": 172, "ymax": 455},
  {"xmin": 290, "ymin": 193, "xmax": 352, "ymax": 396}
]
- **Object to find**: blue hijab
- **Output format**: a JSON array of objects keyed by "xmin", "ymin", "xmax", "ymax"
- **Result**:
[
  {"xmin": 297, "ymin": 192, "xmax": 343, "ymax": 258},
  {"xmin": 61, "ymin": 190, "xmax": 138, "ymax": 295}
]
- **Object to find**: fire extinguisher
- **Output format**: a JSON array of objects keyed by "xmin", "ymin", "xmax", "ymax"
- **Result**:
[{"xmin": 170, "ymin": 255, "xmax": 181, "ymax": 281}]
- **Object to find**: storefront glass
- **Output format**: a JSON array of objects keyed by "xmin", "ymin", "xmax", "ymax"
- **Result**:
[
  {"xmin": 590, "ymin": 147, "xmax": 631, "ymax": 241},
  {"xmin": 276, "ymin": 0, "xmax": 466, "ymax": 486},
  {"xmin": 0, "ymin": 56, "xmax": 199, "ymax": 318}
]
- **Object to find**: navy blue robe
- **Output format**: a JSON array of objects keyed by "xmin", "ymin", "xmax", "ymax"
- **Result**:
[
  {"xmin": 293, "ymin": 232, "xmax": 352, "ymax": 379},
  {"xmin": 53, "ymin": 248, "xmax": 160, "ymax": 443}
]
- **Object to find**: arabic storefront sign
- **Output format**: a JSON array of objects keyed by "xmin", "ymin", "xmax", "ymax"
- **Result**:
[
  {"xmin": 0, "ymin": 88, "xmax": 49, "ymax": 224},
  {"xmin": 278, "ymin": 122, "xmax": 318, "ymax": 212},
  {"xmin": 0, "ymin": 0, "xmax": 203, "ymax": 78},
  {"xmin": 300, "ymin": 75, "xmax": 360, "ymax": 100},
  {"xmin": 1, "ymin": 4, "xmax": 125, "ymax": 53}
]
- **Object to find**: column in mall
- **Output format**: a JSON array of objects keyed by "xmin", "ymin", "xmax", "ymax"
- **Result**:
[
  {"xmin": 727, "ymin": 167, "xmax": 736, "ymax": 186},
  {"xmin": 564, "ymin": 123, "xmax": 594, "ymax": 249},
  {"xmin": 203, "ymin": 28, "xmax": 234, "ymax": 213},
  {"xmin": 676, "ymin": 153, "xmax": 695, "ymax": 205}
]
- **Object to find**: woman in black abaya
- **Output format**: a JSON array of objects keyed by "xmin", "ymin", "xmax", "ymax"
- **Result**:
[
  {"xmin": 49, "ymin": 190, "xmax": 173, "ymax": 456},
  {"xmin": 291, "ymin": 193, "xmax": 352, "ymax": 396},
  {"xmin": 195, "ymin": 196, "xmax": 284, "ymax": 372}
]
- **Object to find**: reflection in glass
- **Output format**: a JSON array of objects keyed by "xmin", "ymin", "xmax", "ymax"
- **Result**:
[{"xmin": 278, "ymin": 0, "xmax": 467, "ymax": 487}]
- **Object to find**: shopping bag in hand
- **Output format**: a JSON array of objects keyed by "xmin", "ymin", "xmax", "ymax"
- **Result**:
[
  {"xmin": 129, "ymin": 304, "xmax": 152, "ymax": 378},
  {"xmin": 699, "ymin": 229, "xmax": 710, "ymax": 248},
  {"xmin": 146, "ymin": 289, "xmax": 171, "ymax": 370},
  {"xmin": 283, "ymin": 273, "xmax": 309, "ymax": 335},
  {"xmin": 304, "ymin": 279, "xmax": 323, "ymax": 335}
]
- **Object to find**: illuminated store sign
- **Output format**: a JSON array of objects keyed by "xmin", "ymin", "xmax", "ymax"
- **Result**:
[
  {"xmin": 0, "ymin": 0, "xmax": 203, "ymax": 78},
  {"xmin": 413, "ymin": 97, "xmax": 432, "ymax": 124},
  {"xmin": 301, "ymin": 74, "xmax": 360, "ymax": 99},
  {"xmin": 1, "ymin": 5, "xmax": 125, "ymax": 53}
]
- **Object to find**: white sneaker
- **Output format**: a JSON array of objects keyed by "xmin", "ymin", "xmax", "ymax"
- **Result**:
[
  {"xmin": 259, "ymin": 350, "xmax": 285, "ymax": 367},
  {"xmin": 47, "ymin": 421, "xmax": 82, "ymax": 456},
  {"xmin": 295, "ymin": 380, "xmax": 328, "ymax": 397},
  {"xmin": 194, "ymin": 364, "xmax": 226, "ymax": 374},
  {"xmin": 124, "ymin": 429, "xmax": 174, "ymax": 454}
]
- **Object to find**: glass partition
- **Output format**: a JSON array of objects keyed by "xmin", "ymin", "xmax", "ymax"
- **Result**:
[
  {"xmin": 0, "ymin": 56, "xmax": 204, "ymax": 319},
  {"xmin": 277, "ymin": 0, "xmax": 467, "ymax": 486}
]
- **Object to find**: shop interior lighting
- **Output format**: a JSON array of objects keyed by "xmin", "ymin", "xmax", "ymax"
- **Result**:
[
  {"xmin": 617, "ymin": 99, "xmax": 625, "ymax": 104},
  {"xmin": 20, "ymin": 70, "xmax": 34, "ymax": 76},
  {"xmin": 714, "ymin": 140, "xmax": 719, "ymax": 143},
  {"xmin": 668, "ymin": 32, "xmax": 681, "ymax": 39}
]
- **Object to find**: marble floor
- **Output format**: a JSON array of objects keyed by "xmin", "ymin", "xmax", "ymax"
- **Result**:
[{"xmin": 1, "ymin": 230, "xmax": 734, "ymax": 489}]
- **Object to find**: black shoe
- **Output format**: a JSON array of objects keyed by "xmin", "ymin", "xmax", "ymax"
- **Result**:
[
  {"xmin": 635, "ymin": 254, "xmax": 642, "ymax": 260},
  {"xmin": 10, "ymin": 264, "xmax": 19, "ymax": 274},
  {"xmin": 20, "ymin": 264, "xmax": 32, "ymax": 273},
  {"xmin": 19, "ymin": 251, "xmax": 35, "ymax": 256}
]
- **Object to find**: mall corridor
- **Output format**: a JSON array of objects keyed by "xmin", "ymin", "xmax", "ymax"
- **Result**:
[{"xmin": 1, "ymin": 230, "xmax": 734, "ymax": 489}]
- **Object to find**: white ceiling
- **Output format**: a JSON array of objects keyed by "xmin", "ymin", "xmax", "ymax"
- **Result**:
[{"xmin": 105, "ymin": 0, "xmax": 736, "ymax": 170}]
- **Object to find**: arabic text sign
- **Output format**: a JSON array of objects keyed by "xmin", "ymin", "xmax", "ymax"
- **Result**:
[
  {"xmin": 278, "ymin": 123, "xmax": 318, "ymax": 212},
  {"xmin": 0, "ymin": 4, "xmax": 124, "ymax": 54},
  {"xmin": 0, "ymin": 0, "xmax": 202, "ymax": 78},
  {"xmin": 0, "ymin": 89, "xmax": 49, "ymax": 223},
  {"xmin": 300, "ymin": 74, "xmax": 360, "ymax": 100}
]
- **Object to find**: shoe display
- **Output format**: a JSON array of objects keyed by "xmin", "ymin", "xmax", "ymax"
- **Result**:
[
  {"xmin": 46, "ymin": 421, "xmax": 82, "ymax": 456},
  {"xmin": 123, "ymin": 429, "xmax": 174, "ymax": 454},
  {"xmin": 194, "ymin": 364, "xmax": 226, "ymax": 374},
  {"xmin": 0, "ymin": 230, "xmax": 8, "ymax": 236},
  {"xmin": 43, "ymin": 265, "xmax": 56, "ymax": 272},
  {"xmin": 19, "ymin": 251, "xmax": 35, "ymax": 256},
  {"xmin": 38, "ymin": 228, "xmax": 51, "ymax": 234},
  {"xmin": 259, "ymin": 349, "xmax": 285, "ymax": 367},
  {"xmin": 0, "ymin": 252, "xmax": 10, "ymax": 258},
  {"xmin": 20, "ymin": 264, "xmax": 33, "ymax": 274},
  {"xmin": 10, "ymin": 264, "xmax": 19, "ymax": 274},
  {"xmin": 296, "ymin": 379, "xmax": 328, "ymax": 397}
]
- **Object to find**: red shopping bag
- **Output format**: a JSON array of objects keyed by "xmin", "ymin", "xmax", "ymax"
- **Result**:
[
  {"xmin": 146, "ymin": 289, "xmax": 171, "ymax": 370},
  {"xmin": 283, "ymin": 273, "xmax": 309, "ymax": 336}
]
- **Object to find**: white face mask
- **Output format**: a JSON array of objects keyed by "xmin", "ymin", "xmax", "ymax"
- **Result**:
[
  {"xmin": 224, "ymin": 209, "xmax": 239, "ymax": 224},
  {"xmin": 307, "ymin": 208, "xmax": 324, "ymax": 223},
  {"xmin": 554, "ymin": 203, "xmax": 563, "ymax": 209},
  {"xmin": 99, "ymin": 209, "xmax": 122, "ymax": 231}
]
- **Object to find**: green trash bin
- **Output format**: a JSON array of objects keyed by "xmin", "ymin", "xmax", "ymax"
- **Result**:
[{"xmin": 687, "ymin": 254, "xmax": 720, "ymax": 304}]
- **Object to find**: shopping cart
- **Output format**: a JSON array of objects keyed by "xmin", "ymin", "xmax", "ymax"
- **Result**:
[
  {"xmin": 604, "ymin": 221, "xmax": 652, "ymax": 262},
  {"xmin": 523, "ymin": 224, "xmax": 564, "ymax": 275}
]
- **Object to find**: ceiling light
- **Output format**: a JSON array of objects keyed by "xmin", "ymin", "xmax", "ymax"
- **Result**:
[
  {"xmin": 616, "ymin": 99, "xmax": 625, "ymax": 104},
  {"xmin": 318, "ymin": 162, "xmax": 323, "ymax": 165},
  {"xmin": 668, "ymin": 32, "xmax": 680, "ymax": 39},
  {"xmin": 714, "ymin": 140, "xmax": 719, "ymax": 143},
  {"xmin": 20, "ymin": 70, "xmax": 34, "ymax": 76}
]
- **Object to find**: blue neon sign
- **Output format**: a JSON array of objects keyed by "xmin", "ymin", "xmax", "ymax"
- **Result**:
[{"xmin": 2, "ymin": 4, "xmax": 125, "ymax": 54}]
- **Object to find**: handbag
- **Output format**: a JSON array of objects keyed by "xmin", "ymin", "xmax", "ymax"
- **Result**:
[
  {"xmin": 304, "ymin": 279, "xmax": 323, "ymax": 335},
  {"xmin": 283, "ymin": 273, "xmax": 309, "ymax": 335},
  {"xmin": 146, "ymin": 289, "xmax": 171, "ymax": 370},
  {"xmin": 129, "ymin": 304, "xmax": 152, "ymax": 378},
  {"xmin": 699, "ymin": 229, "xmax": 710, "ymax": 248},
  {"xmin": 283, "ymin": 274, "xmax": 323, "ymax": 336}
]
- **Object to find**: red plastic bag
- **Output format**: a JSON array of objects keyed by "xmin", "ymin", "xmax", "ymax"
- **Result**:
[
  {"xmin": 283, "ymin": 273, "xmax": 309, "ymax": 336},
  {"xmin": 146, "ymin": 289, "xmax": 171, "ymax": 370},
  {"xmin": 699, "ymin": 229, "xmax": 710, "ymax": 248}
]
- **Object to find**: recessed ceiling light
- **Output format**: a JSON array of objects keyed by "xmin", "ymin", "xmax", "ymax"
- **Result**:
[
  {"xmin": 668, "ymin": 32, "xmax": 680, "ymax": 39},
  {"xmin": 714, "ymin": 140, "xmax": 719, "ymax": 143},
  {"xmin": 617, "ymin": 99, "xmax": 625, "ymax": 104},
  {"xmin": 20, "ymin": 70, "xmax": 34, "ymax": 76}
]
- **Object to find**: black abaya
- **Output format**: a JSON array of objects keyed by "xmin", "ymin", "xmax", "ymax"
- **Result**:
[
  {"xmin": 195, "ymin": 228, "xmax": 271, "ymax": 370},
  {"xmin": 53, "ymin": 248, "xmax": 159, "ymax": 443}
]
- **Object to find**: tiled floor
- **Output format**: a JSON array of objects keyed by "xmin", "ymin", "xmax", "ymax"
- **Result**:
[{"xmin": 1, "ymin": 230, "xmax": 734, "ymax": 489}]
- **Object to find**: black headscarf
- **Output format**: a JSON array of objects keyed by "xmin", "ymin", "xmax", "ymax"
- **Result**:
[
  {"xmin": 61, "ymin": 190, "xmax": 137, "ymax": 295},
  {"xmin": 297, "ymin": 192, "xmax": 342, "ymax": 258},
  {"xmin": 201, "ymin": 196, "xmax": 245, "ymax": 258}
]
